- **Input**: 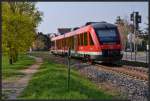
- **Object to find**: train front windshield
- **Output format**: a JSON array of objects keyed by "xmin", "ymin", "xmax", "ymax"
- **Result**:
[{"xmin": 96, "ymin": 29, "xmax": 119, "ymax": 44}]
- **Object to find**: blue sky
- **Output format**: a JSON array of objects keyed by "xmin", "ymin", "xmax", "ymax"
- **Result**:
[{"xmin": 36, "ymin": 2, "xmax": 148, "ymax": 34}]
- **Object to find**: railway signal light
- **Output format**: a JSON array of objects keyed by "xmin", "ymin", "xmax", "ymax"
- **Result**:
[
  {"xmin": 135, "ymin": 12, "xmax": 141, "ymax": 30},
  {"xmin": 130, "ymin": 11, "xmax": 142, "ymax": 61},
  {"xmin": 130, "ymin": 12, "xmax": 142, "ymax": 30},
  {"xmin": 137, "ymin": 15, "xmax": 141, "ymax": 23}
]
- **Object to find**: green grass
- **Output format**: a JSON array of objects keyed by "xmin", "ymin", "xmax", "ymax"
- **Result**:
[
  {"xmin": 19, "ymin": 60, "xmax": 115, "ymax": 99},
  {"xmin": 2, "ymin": 54, "xmax": 35, "ymax": 79}
]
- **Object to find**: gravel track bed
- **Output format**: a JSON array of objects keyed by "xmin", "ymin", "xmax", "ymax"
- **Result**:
[{"xmin": 75, "ymin": 63, "xmax": 148, "ymax": 101}]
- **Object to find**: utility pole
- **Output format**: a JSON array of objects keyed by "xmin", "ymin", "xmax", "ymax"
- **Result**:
[
  {"xmin": 130, "ymin": 13, "xmax": 134, "ymax": 60},
  {"xmin": 130, "ymin": 11, "xmax": 141, "ymax": 61},
  {"xmin": 67, "ymin": 48, "xmax": 71, "ymax": 91},
  {"xmin": 146, "ymin": 43, "xmax": 149, "ymax": 64},
  {"xmin": 126, "ymin": 41, "xmax": 127, "ymax": 59}
]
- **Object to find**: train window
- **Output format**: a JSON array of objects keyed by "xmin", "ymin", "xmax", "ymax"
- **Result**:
[
  {"xmin": 96, "ymin": 29, "xmax": 118, "ymax": 43},
  {"xmin": 67, "ymin": 37, "xmax": 69, "ymax": 48},
  {"xmin": 80, "ymin": 33, "xmax": 83, "ymax": 46},
  {"xmin": 74, "ymin": 35, "xmax": 77, "ymax": 48},
  {"xmin": 60, "ymin": 40, "xmax": 61, "ymax": 48},
  {"xmin": 79, "ymin": 34, "xmax": 81, "ymax": 45},
  {"xmin": 84, "ymin": 32, "xmax": 87, "ymax": 46},
  {"xmin": 68, "ymin": 38, "xmax": 70, "ymax": 48},
  {"xmin": 68, "ymin": 37, "xmax": 70, "ymax": 49},
  {"xmin": 58, "ymin": 40, "xmax": 60, "ymax": 49},
  {"xmin": 56, "ymin": 40, "xmax": 58, "ymax": 49},
  {"xmin": 66, "ymin": 38, "xmax": 68, "ymax": 47},
  {"xmin": 61, "ymin": 39, "xmax": 62, "ymax": 48},
  {"xmin": 89, "ymin": 33, "xmax": 94, "ymax": 45},
  {"xmin": 56, "ymin": 40, "xmax": 58, "ymax": 48},
  {"xmin": 71, "ymin": 36, "xmax": 74, "ymax": 49},
  {"xmin": 64, "ymin": 38, "xmax": 67, "ymax": 47},
  {"xmin": 59, "ymin": 40, "xmax": 60, "ymax": 49},
  {"xmin": 72, "ymin": 36, "xmax": 74, "ymax": 49},
  {"xmin": 78, "ymin": 35, "xmax": 80, "ymax": 46},
  {"xmin": 61, "ymin": 39, "xmax": 63, "ymax": 47},
  {"xmin": 60, "ymin": 40, "xmax": 61, "ymax": 49},
  {"xmin": 70, "ymin": 37, "xmax": 72, "ymax": 48},
  {"xmin": 64, "ymin": 39, "xmax": 66, "ymax": 47},
  {"xmin": 69, "ymin": 37, "xmax": 72, "ymax": 48},
  {"xmin": 69, "ymin": 37, "xmax": 70, "ymax": 48},
  {"xmin": 62, "ymin": 39, "xmax": 64, "ymax": 47}
]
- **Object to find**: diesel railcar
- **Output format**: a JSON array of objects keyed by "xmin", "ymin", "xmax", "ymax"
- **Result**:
[{"xmin": 50, "ymin": 22, "xmax": 123, "ymax": 62}]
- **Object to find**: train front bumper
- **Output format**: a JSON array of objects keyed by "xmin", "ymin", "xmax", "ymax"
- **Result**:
[{"xmin": 90, "ymin": 54, "xmax": 123, "ymax": 61}]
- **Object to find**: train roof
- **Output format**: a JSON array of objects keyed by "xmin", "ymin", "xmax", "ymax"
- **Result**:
[
  {"xmin": 89, "ymin": 22, "xmax": 117, "ymax": 29},
  {"xmin": 51, "ymin": 22, "xmax": 117, "ymax": 41}
]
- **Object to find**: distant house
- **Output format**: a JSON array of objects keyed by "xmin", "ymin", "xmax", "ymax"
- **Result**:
[
  {"xmin": 57, "ymin": 28, "xmax": 71, "ymax": 35},
  {"xmin": 31, "ymin": 32, "xmax": 51, "ymax": 51},
  {"xmin": 48, "ymin": 33, "xmax": 58, "ymax": 38}
]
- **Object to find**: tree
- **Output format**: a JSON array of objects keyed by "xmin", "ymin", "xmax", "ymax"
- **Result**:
[
  {"xmin": 115, "ymin": 16, "xmax": 134, "ymax": 50},
  {"xmin": 2, "ymin": 2, "xmax": 43, "ymax": 64},
  {"xmin": 116, "ymin": 16, "xmax": 148, "ymax": 51}
]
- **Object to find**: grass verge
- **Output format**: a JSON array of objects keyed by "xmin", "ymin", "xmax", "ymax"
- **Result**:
[
  {"xmin": 19, "ymin": 60, "xmax": 115, "ymax": 99},
  {"xmin": 2, "ymin": 54, "xmax": 35, "ymax": 80}
]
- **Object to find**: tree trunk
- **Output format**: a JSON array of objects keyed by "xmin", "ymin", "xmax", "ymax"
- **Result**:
[
  {"xmin": 12, "ymin": 54, "xmax": 16, "ymax": 63},
  {"xmin": 14, "ymin": 50, "xmax": 18, "ymax": 62},
  {"xmin": 12, "ymin": 48, "xmax": 18, "ymax": 63},
  {"xmin": 9, "ymin": 55, "xmax": 13, "ymax": 64},
  {"xmin": 9, "ymin": 49, "xmax": 13, "ymax": 65},
  {"xmin": 12, "ymin": 48, "xmax": 15, "ymax": 63}
]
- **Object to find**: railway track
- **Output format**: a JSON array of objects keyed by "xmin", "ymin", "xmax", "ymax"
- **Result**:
[
  {"xmin": 123, "ymin": 66, "xmax": 148, "ymax": 74},
  {"xmin": 94, "ymin": 63, "xmax": 148, "ymax": 82},
  {"xmin": 65, "ymin": 55, "xmax": 149, "ymax": 82},
  {"xmin": 50, "ymin": 54, "xmax": 148, "ymax": 82}
]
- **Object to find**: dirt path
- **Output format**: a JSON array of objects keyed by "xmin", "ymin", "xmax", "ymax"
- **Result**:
[{"xmin": 2, "ymin": 56, "xmax": 43, "ymax": 99}]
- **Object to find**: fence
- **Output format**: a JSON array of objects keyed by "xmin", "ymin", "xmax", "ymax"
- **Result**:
[{"xmin": 123, "ymin": 41, "xmax": 149, "ymax": 64}]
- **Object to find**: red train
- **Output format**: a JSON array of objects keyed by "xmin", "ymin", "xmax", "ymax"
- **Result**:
[{"xmin": 50, "ymin": 22, "xmax": 123, "ymax": 62}]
